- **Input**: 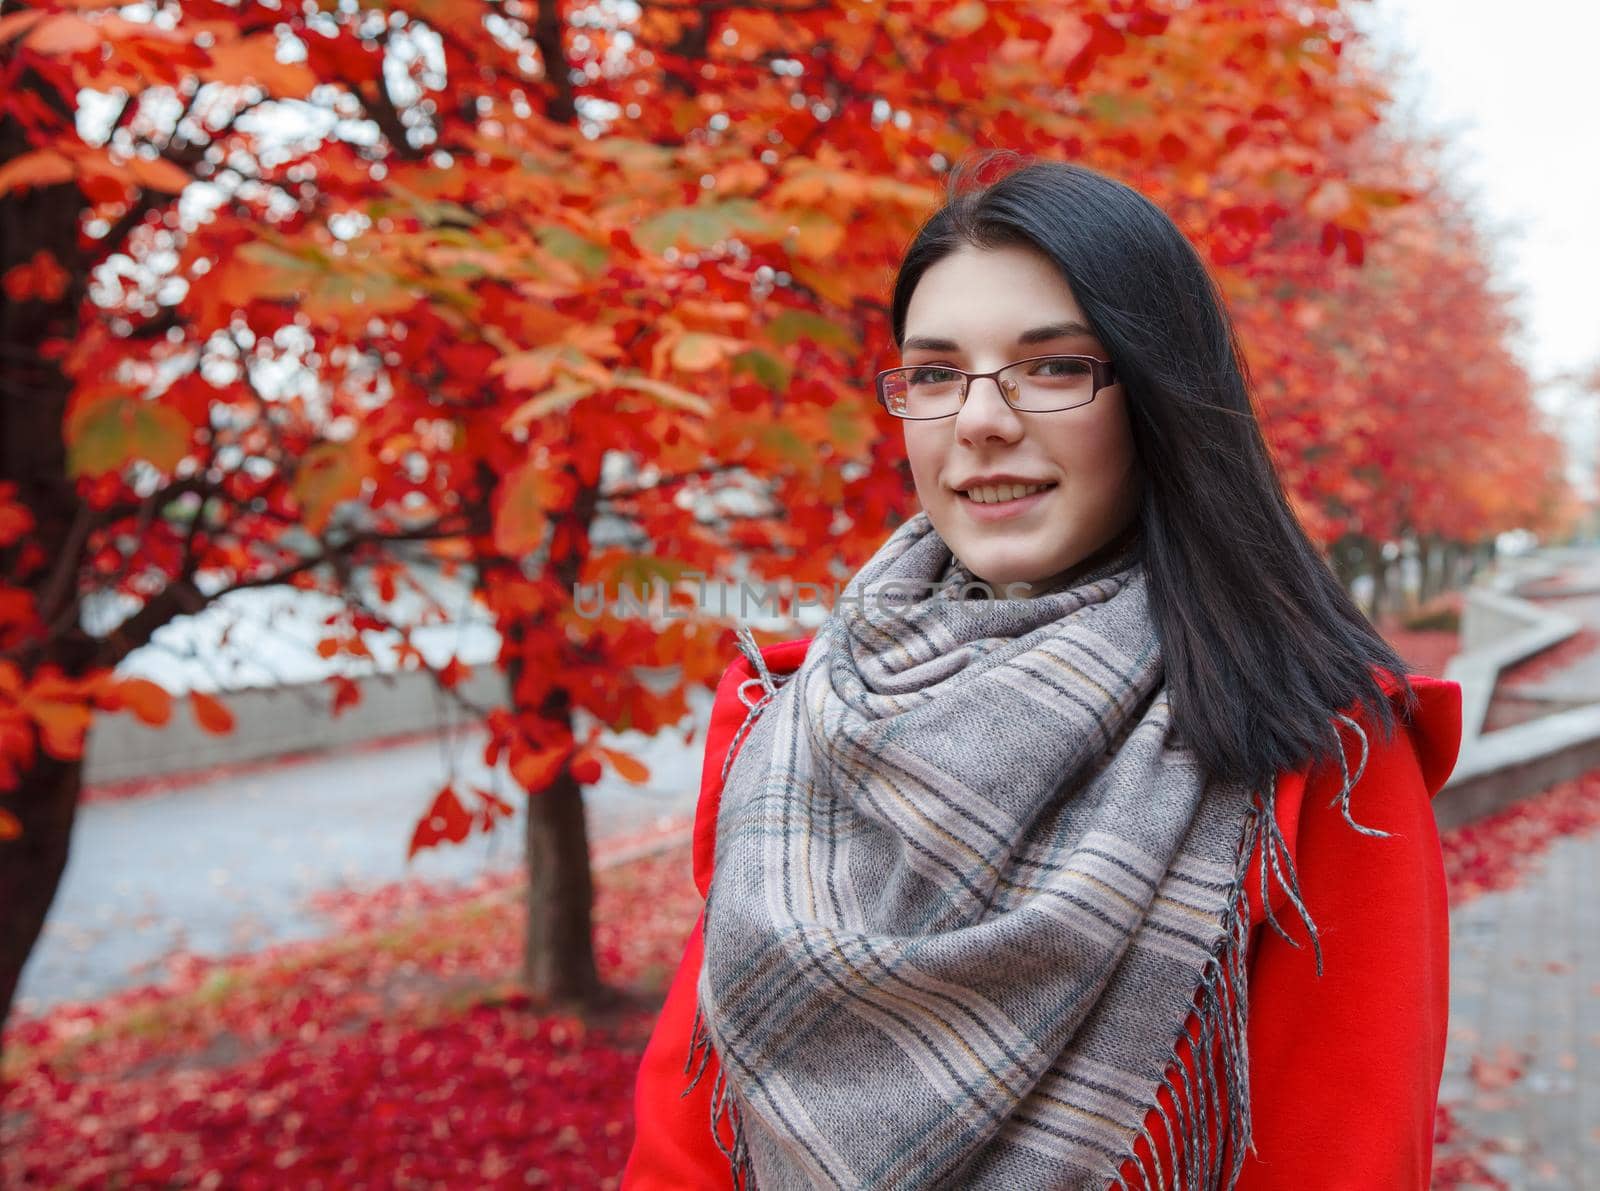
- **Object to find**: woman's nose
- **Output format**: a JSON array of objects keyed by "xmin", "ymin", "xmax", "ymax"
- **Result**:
[{"xmin": 954, "ymin": 374, "xmax": 1025, "ymax": 444}]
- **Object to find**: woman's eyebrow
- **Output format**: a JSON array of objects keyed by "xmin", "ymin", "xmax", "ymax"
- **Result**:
[{"xmin": 901, "ymin": 321, "xmax": 1096, "ymax": 352}]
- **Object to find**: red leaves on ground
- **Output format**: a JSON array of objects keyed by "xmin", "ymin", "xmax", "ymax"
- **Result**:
[
  {"xmin": 1, "ymin": 842, "xmax": 705, "ymax": 1188},
  {"xmin": 1432, "ymin": 1102, "xmax": 1510, "ymax": 1191},
  {"xmin": 1440, "ymin": 769, "xmax": 1600, "ymax": 906},
  {"xmin": 1467, "ymin": 1044, "xmax": 1527, "ymax": 1095},
  {"xmin": 1381, "ymin": 622, "xmax": 1461, "ymax": 680},
  {"xmin": 1497, "ymin": 626, "xmax": 1600, "ymax": 691}
]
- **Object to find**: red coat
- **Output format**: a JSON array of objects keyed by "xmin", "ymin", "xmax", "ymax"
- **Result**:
[{"xmin": 623, "ymin": 637, "xmax": 1463, "ymax": 1190}]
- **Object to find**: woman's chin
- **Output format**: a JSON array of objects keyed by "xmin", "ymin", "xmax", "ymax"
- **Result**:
[{"xmin": 951, "ymin": 555, "xmax": 1055, "ymax": 594}]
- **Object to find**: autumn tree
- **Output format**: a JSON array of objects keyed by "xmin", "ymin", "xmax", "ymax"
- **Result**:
[{"xmin": 1, "ymin": 0, "xmax": 1569, "ymax": 1058}]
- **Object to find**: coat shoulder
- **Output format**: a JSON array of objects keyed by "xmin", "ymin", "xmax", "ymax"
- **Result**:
[{"xmin": 691, "ymin": 635, "xmax": 815, "ymax": 896}]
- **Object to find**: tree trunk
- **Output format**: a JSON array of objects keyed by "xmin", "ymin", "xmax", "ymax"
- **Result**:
[
  {"xmin": 1369, "ymin": 548, "xmax": 1390, "ymax": 623},
  {"xmin": 1418, "ymin": 536, "xmax": 1438, "ymax": 603},
  {"xmin": 1442, "ymin": 540, "xmax": 1462, "ymax": 590},
  {"xmin": 0, "ymin": 753, "xmax": 83, "ymax": 1069},
  {"xmin": 1, "ymin": 76, "xmax": 93, "ymax": 1072},
  {"xmin": 1328, "ymin": 534, "xmax": 1364, "ymax": 597},
  {"xmin": 521, "ymin": 762, "xmax": 603, "ymax": 1004},
  {"xmin": 498, "ymin": 482, "xmax": 605, "ymax": 1009}
]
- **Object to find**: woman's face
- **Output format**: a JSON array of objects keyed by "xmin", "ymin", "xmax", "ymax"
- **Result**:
[{"xmin": 899, "ymin": 241, "xmax": 1141, "ymax": 591}]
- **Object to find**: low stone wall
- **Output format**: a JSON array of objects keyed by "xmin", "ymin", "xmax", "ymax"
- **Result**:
[
  {"xmin": 1438, "ymin": 702, "xmax": 1600, "ymax": 831},
  {"xmin": 1436, "ymin": 553, "xmax": 1600, "ymax": 828},
  {"xmin": 83, "ymin": 666, "xmax": 510, "ymax": 786}
]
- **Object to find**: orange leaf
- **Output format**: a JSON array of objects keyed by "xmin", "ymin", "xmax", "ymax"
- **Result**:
[
  {"xmin": 292, "ymin": 442, "xmax": 368, "ymax": 534},
  {"xmin": 114, "ymin": 677, "xmax": 172, "ymax": 727},
  {"xmin": 0, "ymin": 149, "xmax": 75, "ymax": 198},
  {"xmin": 669, "ymin": 331, "xmax": 745, "ymax": 372},
  {"xmin": 197, "ymin": 34, "xmax": 319, "ymax": 99},
  {"xmin": 610, "ymin": 372, "xmax": 713, "ymax": 417},
  {"xmin": 189, "ymin": 690, "xmax": 235, "ymax": 734},
  {"xmin": 492, "ymin": 459, "xmax": 554, "ymax": 557},
  {"xmin": 0, "ymin": 807, "xmax": 19, "ymax": 841},
  {"xmin": 21, "ymin": 14, "xmax": 101, "ymax": 56},
  {"xmin": 0, "ymin": 10, "xmax": 47, "ymax": 47},
  {"xmin": 23, "ymin": 696, "xmax": 91, "ymax": 761},
  {"xmin": 599, "ymin": 746, "xmax": 651, "ymax": 785},
  {"xmin": 121, "ymin": 153, "xmax": 193, "ymax": 196},
  {"xmin": 510, "ymin": 741, "xmax": 571, "ymax": 792}
]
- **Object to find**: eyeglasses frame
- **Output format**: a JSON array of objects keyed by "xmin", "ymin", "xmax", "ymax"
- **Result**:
[{"xmin": 873, "ymin": 353, "xmax": 1119, "ymax": 420}]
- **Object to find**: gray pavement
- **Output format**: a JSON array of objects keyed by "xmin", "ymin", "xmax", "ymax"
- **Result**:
[
  {"xmin": 1440, "ymin": 549, "xmax": 1600, "ymax": 1186},
  {"xmin": 1441, "ymin": 825, "xmax": 1600, "ymax": 1187},
  {"xmin": 14, "ymin": 688, "xmax": 712, "ymax": 1015}
]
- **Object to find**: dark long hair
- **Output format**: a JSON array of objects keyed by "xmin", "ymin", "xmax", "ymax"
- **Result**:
[{"xmin": 889, "ymin": 152, "xmax": 1416, "ymax": 790}]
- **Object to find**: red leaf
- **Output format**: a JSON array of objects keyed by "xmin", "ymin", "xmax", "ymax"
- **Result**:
[
  {"xmin": 408, "ymin": 784, "xmax": 474, "ymax": 858},
  {"xmin": 569, "ymin": 748, "xmax": 603, "ymax": 786},
  {"xmin": 328, "ymin": 675, "xmax": 362, "ymax": 717},
  {"xmin": 471, "ymin": 786, "xmax": 515, "ymax": 831}
]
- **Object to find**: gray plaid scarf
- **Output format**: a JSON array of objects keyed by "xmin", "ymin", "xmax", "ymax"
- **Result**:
[{"xmin": 688, "ymin": 511, "xmax": 1360, "ymax": 1190}]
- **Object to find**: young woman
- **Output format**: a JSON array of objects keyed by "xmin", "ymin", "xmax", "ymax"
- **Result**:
[{"xmin": 623, "ymin": 156, "xmax": 1462, "ymax": 1190}]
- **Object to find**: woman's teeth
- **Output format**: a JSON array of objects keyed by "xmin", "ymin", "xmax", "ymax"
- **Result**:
[{"xmin": 963, "ymin": 482, "xmax": 1053, "ymax": 504}]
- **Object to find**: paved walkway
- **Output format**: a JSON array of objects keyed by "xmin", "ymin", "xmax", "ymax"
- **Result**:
[
  {"xmin": 1439, "ymin": 548, "xmax": 1600, "ymax": 1186},
  {"xmin": 1441, "ymin": 825, "xmax": 1600, "ymax": 1187},
  {"xmin": 14, "ymin": 689, "xmax": 712, "ymax": 1015}
]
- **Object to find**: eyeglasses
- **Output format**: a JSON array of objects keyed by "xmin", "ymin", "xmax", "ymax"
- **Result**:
[{"xmin": 874, "ymin": 354, "xmax": 1118, "ymax": 420}]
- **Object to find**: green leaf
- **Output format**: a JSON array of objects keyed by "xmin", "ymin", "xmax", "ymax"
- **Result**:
[
  {"xmin": 765, "ymin": 309, "xmax": 858, "ymax": 351},
  {"xmin": 754, "ymin": 422, "xmax": 813, "ymax": 469},
  {"xmin": 634, "ymin": 198, "xmax": 778, "ymax": 254},
  {"xmin": 731, "ymin": 349, "xmax": 792, "ymax": 391},
  {"xmin": 825, "ymin": 401, "xmax": 871, "ymax": 455},
  {"xmin": 606, "ymin": 553, "xmax": 699, "ymax": 592},
  {"xmin": 538, "ymin": 224, "xmax": 610, "ymax": 277},
  {"xmin": 67, "ymin": 397, "xmax": 191, "ymax": 477}
]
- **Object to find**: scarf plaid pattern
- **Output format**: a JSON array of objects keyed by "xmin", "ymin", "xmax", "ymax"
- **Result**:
[{"xmin": 687, "ymin": 512, "xmax": 1350, "ymax": 1190}]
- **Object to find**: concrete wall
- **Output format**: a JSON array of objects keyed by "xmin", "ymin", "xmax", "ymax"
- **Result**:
[
  {"xmin": 1435, "ymin": 560, "xmax": 1599, "ymax": 829},
  {"xmin": 1460, "ymin": 587, "xmax": 1554, "ymax": 654},
  {"xmin": 83, "ymin": 666, "xmax": 510, "ymax": 786}
]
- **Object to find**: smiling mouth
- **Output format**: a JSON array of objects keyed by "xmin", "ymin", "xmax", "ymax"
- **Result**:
[{"xmin": 958, "ymin": 481, "xmax": 1057, "ymax": 505}]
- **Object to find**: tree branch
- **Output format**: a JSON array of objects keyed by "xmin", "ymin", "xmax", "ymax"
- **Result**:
[{"xmin": 89, "ymin": 514, "xmax": 486, "ymax": 669}]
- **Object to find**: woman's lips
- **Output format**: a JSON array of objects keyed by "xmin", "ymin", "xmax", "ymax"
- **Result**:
[{"xmin": 955, "ymin": 483, "xmax": 1057, "ymax": 522}]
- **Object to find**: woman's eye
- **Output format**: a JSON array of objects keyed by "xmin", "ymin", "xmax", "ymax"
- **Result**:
[
  {"xmin": 910, "ymin": 367, "xmax": 959, "ymax": 384},
  {"xmin": 1037, "ymin": 358, "xmax": 1090, "ymax": 377}
]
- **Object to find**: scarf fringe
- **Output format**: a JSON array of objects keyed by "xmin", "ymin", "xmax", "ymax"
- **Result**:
[
  {"xmin": 1108, "ymin": 713, "xmax": 1371, "ymax": 1191},
  {"xmin": 685, "ymin": 1000, "xmax": 757, "ymax": 1189},
  {"xmin": 694, "ymin": 626, "xmax": 1372, "ymax": 1191}
]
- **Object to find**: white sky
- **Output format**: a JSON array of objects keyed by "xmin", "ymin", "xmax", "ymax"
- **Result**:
[{"xmin": 1354, "ymin": 0, "xmax": 1600, "ymax": 492}]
